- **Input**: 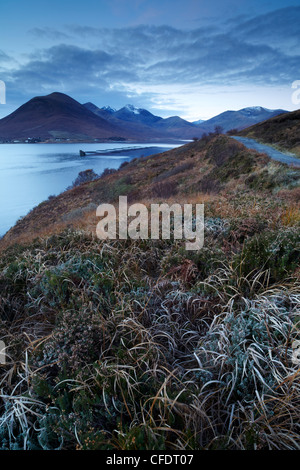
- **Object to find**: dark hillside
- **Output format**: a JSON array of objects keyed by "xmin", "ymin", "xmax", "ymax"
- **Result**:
[{"xmin": 238, "ymin": 109, "xmax": 300, "ymax": 156}]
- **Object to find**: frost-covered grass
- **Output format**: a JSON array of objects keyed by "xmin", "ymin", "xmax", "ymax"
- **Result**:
[{"xmin": 0, "ymin": 209, "xmax": 299, "ymax": 450}]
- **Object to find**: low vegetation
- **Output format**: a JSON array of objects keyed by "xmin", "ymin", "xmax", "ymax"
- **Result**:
[
  {"xmin": 67, "ymin": 169, "xmax": 99, "ymax": 190},
  {"xmin": 239, "ymin": 109, "xmax": 300, "ymax": 156},
  {"xmin": 0, "ymin": 135, "xmax": 299, "ymax": 450}
]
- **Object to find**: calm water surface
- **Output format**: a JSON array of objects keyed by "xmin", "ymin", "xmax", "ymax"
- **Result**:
[{"xmin": 0, "ymin": 142, "xmax": 180, "ymax": 236}]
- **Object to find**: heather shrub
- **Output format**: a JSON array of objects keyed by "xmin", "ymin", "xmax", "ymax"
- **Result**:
[
  {"xmin": 119, "ymin": 160, "xmax": 130, "ymax": 169},
  {"xmin": 154, "ymin": 161, "xmax": 194, "ymax": 182},
  {"xmin": 198, "ymin": 177, "xmax": 221, "ymax": 193},
  {"xmin": 62, "ymin": 203, "xmax": 97, "ymax": 222},
  {"xmin": 228, "ymin": 217, "xmax": 266, "ymax": 244},
  {"xmin": 39, "ymin": 306, "xmax": 107, "ymax": 372},
  {"xmin": 101, "ymin": 167, "xmax": 117, "ymax": 177},
  {"xmin": 206, "ymin": 136, "xmax": 241, "ymax": 167},
  {"xmin": 233, "ymin": 228, "xmax": 300, "ymax": 283},
  {"xmin": 246, "ymin": 165, "xmax": 300, "ymax": 191},
  {"xmin": 151, "ymin": 180, "xmax": 178, "ymax": 197},
  {"xmin": 68, "ymin": 169, "xmax": 99, "ymax": 189}
]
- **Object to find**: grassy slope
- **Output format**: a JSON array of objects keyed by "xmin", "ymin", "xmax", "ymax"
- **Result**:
[
  {"xmin": 0, "ymin": 135, "xmax": 299, "ymax": 450},
  {"xmin": 1, "ymin": 135, "xmax": 297, "ymax": 248},
  {"xmin": 238, "ymin": 109, "xmax": 300, "ymax": 156}
]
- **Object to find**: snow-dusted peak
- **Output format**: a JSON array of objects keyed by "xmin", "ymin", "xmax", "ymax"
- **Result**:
[
  {"xmin": 124, "ymin": 104, "xmax": 141, "ymax": 115},
  {"xmin": 240, "ymin": 106, "xmax": 268, "ymax": 115},
  {"xmin": 101, "ymin": 105, "xmax": 116, "ymax": 113}
]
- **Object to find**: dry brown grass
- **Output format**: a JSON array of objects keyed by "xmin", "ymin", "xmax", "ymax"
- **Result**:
[{"xmin": 280, "ymin": 205, "xmax": 300, "ymax": 226}]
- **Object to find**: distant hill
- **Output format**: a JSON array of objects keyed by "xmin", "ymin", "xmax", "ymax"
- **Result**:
[
  {"xmin": 155, "ymin": 116, "xmax": 195, "ymax": 129},
  {"xmin": 0, "ymin": 93, "xmax": 129, "ymax": 141},
  {"xmin": 192, "ymin": 119, "xmax": 205, "ymax": 125},
  {"xmin": 238, "ymin": 108, "xmax": 300, "ymax": 155},
  {"xmin": 154, "ymin": 116, "xmax": 200, "ymax": 139},
  {"xmin": 194, "ymin": 107, "xmax": 287, "ymax": 134}
]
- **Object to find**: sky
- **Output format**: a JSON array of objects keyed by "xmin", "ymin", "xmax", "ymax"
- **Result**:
[{"xmin": 0, "ymin": 0, "xmax": 300, "ymax": 121}]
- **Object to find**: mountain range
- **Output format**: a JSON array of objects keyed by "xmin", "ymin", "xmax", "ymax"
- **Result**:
[
  {"xmin": 84, "ymin": 101, "xmax": 287, "ymax": 139},
  {"xmin": 0, "ymin": 91, "xmax": 287, "ymax": 142}
]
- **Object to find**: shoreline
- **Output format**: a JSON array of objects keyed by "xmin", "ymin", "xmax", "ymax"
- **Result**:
[{"xmin": 0, "ymin": 138, "xmax": 188, "ymax": 145}]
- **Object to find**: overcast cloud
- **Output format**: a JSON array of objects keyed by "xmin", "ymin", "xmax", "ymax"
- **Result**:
[{"xmin": 1, "ymin": 5, "xmax": 300, "ymax": 120}]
